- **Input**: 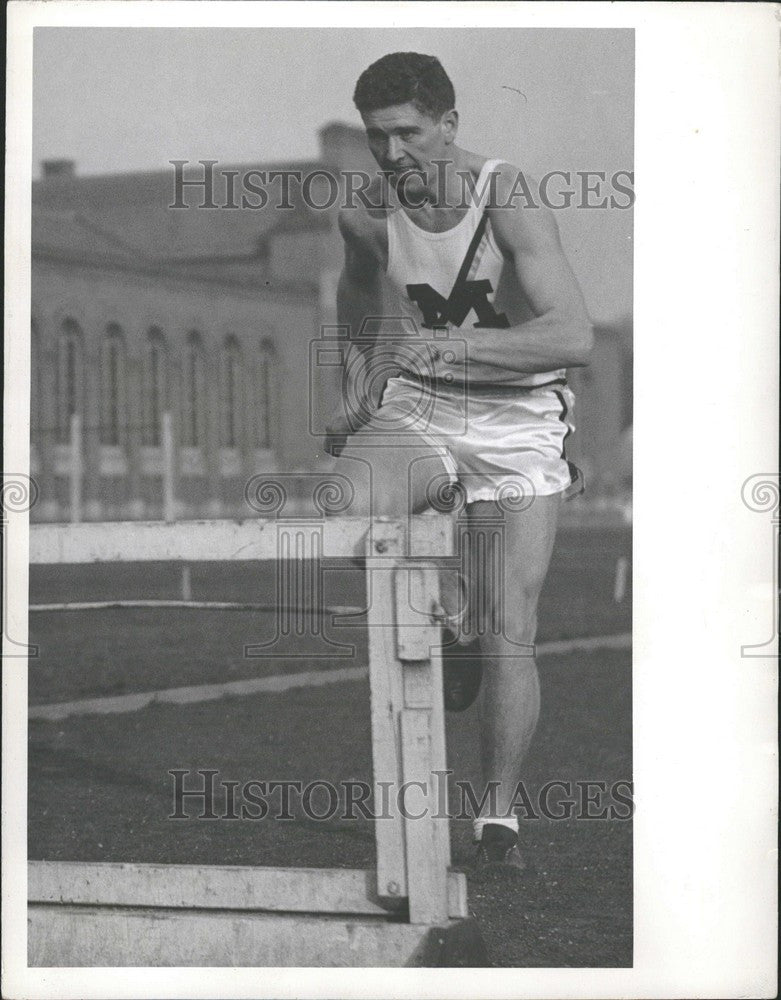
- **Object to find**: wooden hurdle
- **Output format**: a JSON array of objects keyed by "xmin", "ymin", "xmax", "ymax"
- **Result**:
[{"xmin": 27, "ymin": 516, "xmax": 488, "ymax": 967}]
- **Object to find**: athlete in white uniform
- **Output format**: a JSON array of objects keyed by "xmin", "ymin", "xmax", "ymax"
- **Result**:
[
  {"xmin": 383, "ymin": 154, "xmax": 581, "ymax": 503},
  {"xmin": 325, "ymin": 53, "xmax": 593, "ymax": 873}
]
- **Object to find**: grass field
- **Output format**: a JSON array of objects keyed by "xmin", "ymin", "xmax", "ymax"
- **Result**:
[{"xmin": 28, "ymin": 525, "xmax": 632, "ymax": 968}]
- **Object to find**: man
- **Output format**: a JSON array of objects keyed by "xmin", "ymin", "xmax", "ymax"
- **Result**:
[{"xmin": 324, "ymin": 53, "xmax": 593, "ymax": 872}]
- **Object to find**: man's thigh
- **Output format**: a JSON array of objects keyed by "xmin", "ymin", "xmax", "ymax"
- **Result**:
[
  {"xmin": 463, "ymin": 493, "xmax": 562, "ymax": 646},
  {"xmin": 332, "ymin": 411, "xmax": 455, "ymax": 518}
]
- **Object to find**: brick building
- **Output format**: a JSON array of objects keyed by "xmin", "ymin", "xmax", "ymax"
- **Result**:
[{"xmin": 30, "ymin": 124, "xmax": 630, "ymax": 521}]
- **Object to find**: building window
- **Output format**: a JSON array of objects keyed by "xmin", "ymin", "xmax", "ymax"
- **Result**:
[
  {"xmin": 182, "ymin": 330, "xmax": 206, "ymax": 448},
  {"xmin": 55, "ymin": 318, "xmax": 83, "ymax": 444},
  {"xmin": 143, "ymin": 327, "xmax": 168, "ymax": 446},
  {"xmin": 255, "ymin": 338, "xmax": 275, "ymax": 450},
  {"xmin": 100, "ymin": 324, "xmax": 127, "ymax": 446},
  {"xmin": 220, "ymin": 335, "xmax": 243, "ymax": 448}
]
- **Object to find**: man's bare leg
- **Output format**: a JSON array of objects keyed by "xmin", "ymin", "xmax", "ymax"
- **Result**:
[
  {"xmin": 331, "ymin": 416, "xmax": 453, "ymax": 521},
  {"xmin": 468, "ymin": 494, "xmax": 561, "ymax": 829}
]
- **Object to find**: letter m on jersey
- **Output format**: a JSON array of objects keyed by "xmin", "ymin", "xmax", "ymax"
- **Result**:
[{"xmin": 407, "ymin": 279, "xmax": 510, "ymax": 329}]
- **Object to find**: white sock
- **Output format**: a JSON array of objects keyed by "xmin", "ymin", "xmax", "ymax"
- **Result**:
[{"xmin": 473, "ymin": 815, "xmax": 519, "ymax": 842}]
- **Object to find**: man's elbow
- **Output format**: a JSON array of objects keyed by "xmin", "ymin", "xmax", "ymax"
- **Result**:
[{"xmin": 565, "ymin": 320, "xmax": 594, "ymax": 367}]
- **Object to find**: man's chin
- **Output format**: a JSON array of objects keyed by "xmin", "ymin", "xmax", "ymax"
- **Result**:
[
  {"xmin": 385, "ymin": 167, "xmax": 423, "ymax": 184},
  {"xmin": 389, "ymin": 172, "xmax": 430, "ymax": 204}
]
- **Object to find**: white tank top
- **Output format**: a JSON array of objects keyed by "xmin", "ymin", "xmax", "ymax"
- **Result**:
[{"xmin": 385, "ymin": 157, "xmax": 565, "ymax": 389}]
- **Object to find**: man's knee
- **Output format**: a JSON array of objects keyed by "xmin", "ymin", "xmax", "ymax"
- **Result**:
[
  {"xmin": 467, "ymin": 566, "xmax": 544, "ymax": 644},
  {"xmin": 492, "ymin": 597, "xmax": 538, "ymax": 648},
  {"xmin": 507, "ymin": 577, "xmax": 544, "ymax": 643},
  {"xmin": 497, "ymin": 588, "xmax": 541, "ymax": 648},
  {"xmin": 330, "ymin": 449, "xmax": 406, "ymax": 519}
]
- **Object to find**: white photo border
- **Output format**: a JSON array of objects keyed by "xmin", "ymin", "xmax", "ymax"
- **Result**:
[{"xmin": 3, "ymin": 2, "xmax": 778, "ymax": 998}]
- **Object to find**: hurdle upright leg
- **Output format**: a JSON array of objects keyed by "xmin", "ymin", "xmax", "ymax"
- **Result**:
[{"xmin": 365, "ymin": 519, "xmax": 450, "ymax": 924}]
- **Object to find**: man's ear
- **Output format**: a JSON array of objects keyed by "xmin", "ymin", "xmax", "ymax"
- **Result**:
[{"xmin": 441, "ymin": 109, "xmax": 459, "ymax": 145}]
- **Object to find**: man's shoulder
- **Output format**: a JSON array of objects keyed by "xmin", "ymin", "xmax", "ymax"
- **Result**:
[
  {"xmin": 482, "ymin": 160, "xmax": 558, "ymax": 249},
  {"xmin": 455, "ymin": 154, "xmax": 543, "ymax": 215},
  {"xmin": 483, "ymin": 160, "xmax": 544, "ymax": 209}
]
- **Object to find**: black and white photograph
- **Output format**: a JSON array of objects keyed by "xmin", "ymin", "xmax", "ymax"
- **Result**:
[{"xmin": 2, "ymin": 3, "xmax": 777, "ymax": 997}]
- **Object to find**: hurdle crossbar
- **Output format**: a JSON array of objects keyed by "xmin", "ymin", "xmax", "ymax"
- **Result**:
[
  {"xmin": 27, "ymin": 516, "xmax": 487, "ymax": 967},
  {"xmin": 29, "ymin": 516, "xmax": 452, "ymax": 564}
]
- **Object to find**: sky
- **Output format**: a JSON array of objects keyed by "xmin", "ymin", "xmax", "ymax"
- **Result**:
[{"xmin": 32, "ymin": 27, "xmax": 633, "ymax": 322}]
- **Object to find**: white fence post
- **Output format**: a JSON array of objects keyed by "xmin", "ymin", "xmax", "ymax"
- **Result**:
[
  {"xmin": 69, "ymin": 412, "xmax": 82, "ymax": 524},
  {"xmin": 162, "ymin": 411, "xmax": 176, "ymax": 523}
]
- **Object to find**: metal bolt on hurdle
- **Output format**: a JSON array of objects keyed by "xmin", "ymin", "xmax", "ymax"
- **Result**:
[{"xmin": 27, "ymin": 515, "xmax": 488, "ymax": 967}]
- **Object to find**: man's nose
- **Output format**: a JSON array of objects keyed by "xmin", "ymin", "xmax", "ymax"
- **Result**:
[{"xmin": 387, "ymin": 136, "xmax": 406, "ymax": 162}]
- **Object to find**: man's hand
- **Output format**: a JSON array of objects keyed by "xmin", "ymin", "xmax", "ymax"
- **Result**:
[{"xmin": 324, "ymin": 409, "xmax": 353, "ymax": 458}]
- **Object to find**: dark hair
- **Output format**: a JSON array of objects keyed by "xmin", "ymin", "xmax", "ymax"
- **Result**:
[{"xmin": 353, "ymin": 52, "xmax": 456, "ymax": 119}]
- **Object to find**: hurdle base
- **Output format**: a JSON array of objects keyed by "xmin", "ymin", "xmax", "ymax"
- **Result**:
[
  {"xmin": 28, "ymin": 906, "xmax": 489, "ymax": 967},
  {"xmin": 28, "ymin": 861, "xmax": 488, "ymax": 967}
]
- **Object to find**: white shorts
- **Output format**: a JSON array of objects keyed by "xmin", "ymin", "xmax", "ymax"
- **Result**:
[{"xmin": 378, "ymin": 374, "xmax": 582, "ymax": 505}]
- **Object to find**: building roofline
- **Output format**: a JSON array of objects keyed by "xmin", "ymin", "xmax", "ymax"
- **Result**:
[
  {"xmin": 32, "ymin": 248, "xmax": 319, "ymax": 298},
  {"xmin": 32, "ymin": 158, "xmax": 326, "ymax": 194}
]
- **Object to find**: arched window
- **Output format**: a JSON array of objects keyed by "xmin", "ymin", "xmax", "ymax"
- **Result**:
[
  {"xmin": 55, "ymin": 318, "xmax": 83, "ymax": 444},
  {"xmin": 220, "ymin": 335, "xmax": 243, "ymax": 448},
  {"xmin": 255, "ymin": 338, "xmax": 275, "ymax": 449},
  {"xmin": 143, "ymin": 327, "xmax": 168, "ymax": 446},
  {"xmin": 182, "ymin": 330, "xmax": 206, "ymax": 448},
  {"xmin": 100, "ymin": 324, "xmax": 127, "ymax": 446}
]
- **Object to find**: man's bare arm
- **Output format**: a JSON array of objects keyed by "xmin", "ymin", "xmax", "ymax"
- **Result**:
[
  {"xmin": 323, "ymin": 212, "xmax": 384, "ymax": 455},
  {"xmin": 436, "ymin": 166, "xmax": 593, "ymax": 380}
]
